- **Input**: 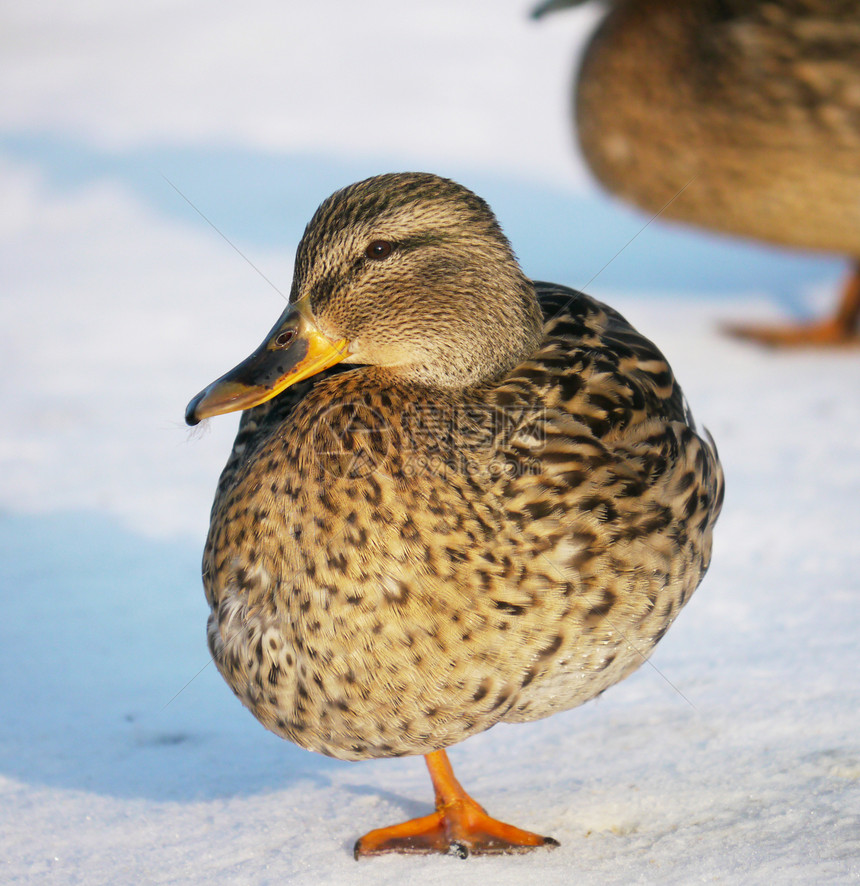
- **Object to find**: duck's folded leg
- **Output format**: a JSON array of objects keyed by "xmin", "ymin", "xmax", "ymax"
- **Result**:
[
  {"xmin": 723, "ymin": 262, "xmax": 860, "ymax": 348},
  {"xmin": 354, "ymin": 749, "xmax": 558, "ymax": 858}
]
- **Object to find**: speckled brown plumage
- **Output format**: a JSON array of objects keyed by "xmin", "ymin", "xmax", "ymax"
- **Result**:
[
  {"xmin": 187, "ymin": 172, "xmax": 724, "ymax": 854},
  {"xmin": 534, "ymin": 0, "xmax": 860, "ymax": 345}
]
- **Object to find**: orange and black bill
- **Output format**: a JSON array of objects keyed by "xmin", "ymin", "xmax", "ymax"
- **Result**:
[{"xmin": 185, "ymin": 301, "xmax": 349, "ymax": 426}]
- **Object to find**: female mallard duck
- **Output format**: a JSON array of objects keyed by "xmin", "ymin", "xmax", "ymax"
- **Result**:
[
  {"xmin": 186, "ymin": 172, "xmax": 724, "ymax": 858},
  {"xmin": 533, "ymin": 0, "xmax": 860, "ymax": 347}
]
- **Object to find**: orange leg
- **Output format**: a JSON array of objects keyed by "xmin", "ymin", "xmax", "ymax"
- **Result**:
[
  {"xmin": 353, "ymin": 749, "xmax": 559, "ymax": 859},
  {"xmin": 723, "ymin": 261, "xmax": 860, "ymax": 347}
]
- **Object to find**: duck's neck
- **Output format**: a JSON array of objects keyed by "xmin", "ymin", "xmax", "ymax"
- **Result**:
[{"xmin": 393, "ymin": 277, "xmax": 544, "ymax": 391}]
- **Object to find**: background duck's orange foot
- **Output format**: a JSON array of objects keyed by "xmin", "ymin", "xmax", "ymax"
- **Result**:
[
  {"xmin": 722, "ymin": 318, "xmax": 860, "ymax": 348},
  {"xmin": 353, "ymin": 798, "xmax": 559, "ymax": 859},
  {"xmin": 722, "ymin": 265, "xmax": 860, "ymax": 348}
]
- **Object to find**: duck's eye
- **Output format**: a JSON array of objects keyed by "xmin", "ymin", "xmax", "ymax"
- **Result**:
[{"xmin": 365, "ymin": 240, "xmax": 393, "ymax": 260}]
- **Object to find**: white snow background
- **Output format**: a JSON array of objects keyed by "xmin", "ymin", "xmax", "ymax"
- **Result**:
[{"xmin": 1, "ymin": 1, "xmax": 859, "ymax": 883}]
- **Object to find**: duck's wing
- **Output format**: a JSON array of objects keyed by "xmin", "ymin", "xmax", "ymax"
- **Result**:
[
  {"xmin": 533, "ymin": 282, "xmax": 693, "ymax": 430},
  {"xmin": 523, "ymin": 283, "xmax": 724, "ymax": 545}
]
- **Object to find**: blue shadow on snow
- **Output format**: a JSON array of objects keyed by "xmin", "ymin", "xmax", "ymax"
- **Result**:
[{"xmin": 0, "ymin": 510, "xmax": 344, "ymax": 802}]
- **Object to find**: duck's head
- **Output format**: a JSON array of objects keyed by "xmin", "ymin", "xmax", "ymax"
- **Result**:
[{"xmin": 185, "ymin": 172, "xmax": 542, "ymax": 425}]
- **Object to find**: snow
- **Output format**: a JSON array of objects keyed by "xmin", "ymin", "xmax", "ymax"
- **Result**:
[{"xmin": 1, "ymin": 1, "xmax": 858, "ymax": 883}]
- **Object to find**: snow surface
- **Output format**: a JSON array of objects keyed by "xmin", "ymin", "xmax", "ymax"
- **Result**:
[{"xmin": 1, "ymin": 1, "xmax": 858, "ymax": 883}]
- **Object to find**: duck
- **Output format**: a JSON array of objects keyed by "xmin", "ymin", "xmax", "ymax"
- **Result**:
[
  {"xmin": 186, "ymin": 172, "xmax": 725, "ymax": 858},
  {"xmin": 533, "ymin": 0, "xmax": 860, "ymax": 347}
]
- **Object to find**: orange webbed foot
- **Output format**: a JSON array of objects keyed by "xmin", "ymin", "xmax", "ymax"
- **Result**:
[
  {"xmin": 723, "ymin": 263, "xmax": 860, "ymax": 348},
  {"xmin": 353, "ymin": 749, "xmax": 559, "ymax": 859},
  {"xmin": 722, "ymin": 317, "xmax": 860, "ymax": 347}
]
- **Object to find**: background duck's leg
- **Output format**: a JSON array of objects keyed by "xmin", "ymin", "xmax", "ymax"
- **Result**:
[
  {"xmin": 353, "ymin": 749, "xmax": 559, "ymax": 858},
  {"xmin": 723, "ymin": 260, "xmax": 860, "ymax": 347}
]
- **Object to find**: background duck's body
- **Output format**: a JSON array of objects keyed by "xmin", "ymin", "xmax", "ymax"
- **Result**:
[
  {"xmin": 537, "ymin": 0, "xmax": 860, "ymax": 345},
  {"xmin": 187, "ymin": 173, "xmax": 723, "ymax": 855}
]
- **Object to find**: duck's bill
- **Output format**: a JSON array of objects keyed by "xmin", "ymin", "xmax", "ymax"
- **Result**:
[{"xmin": 185, "ymin": 304, "xmax": 349, "ymax": 426}]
